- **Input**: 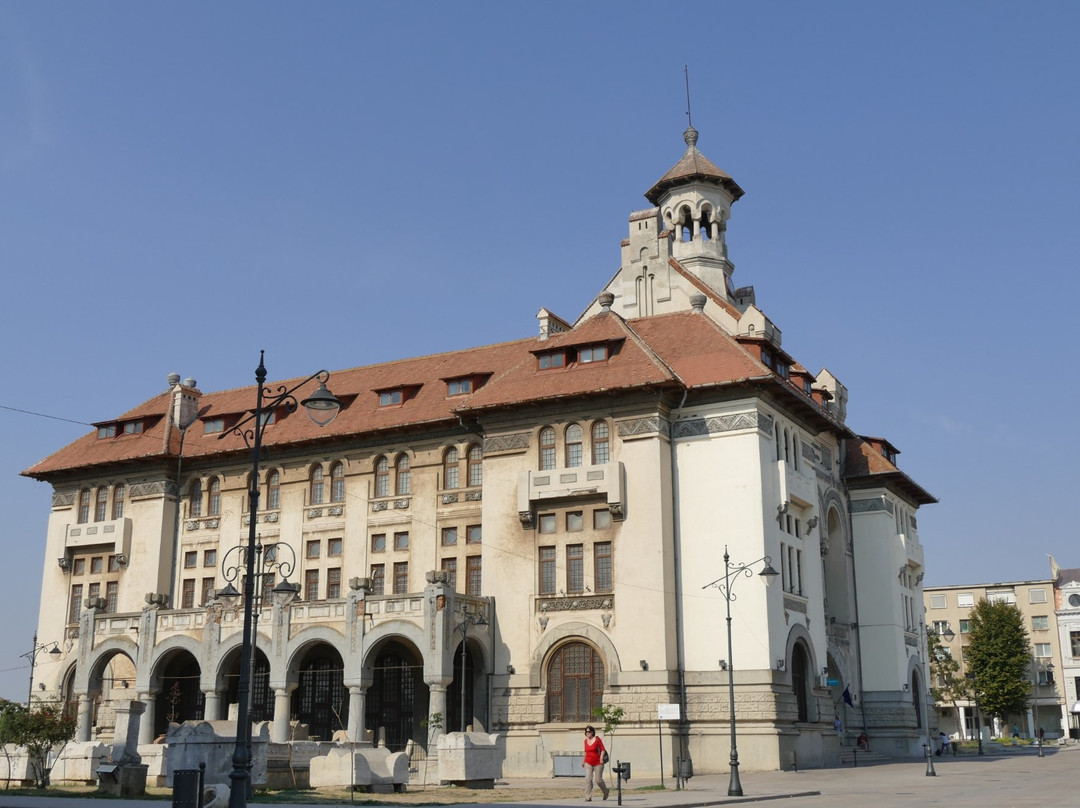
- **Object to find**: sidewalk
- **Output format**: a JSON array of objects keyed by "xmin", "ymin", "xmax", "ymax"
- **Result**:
[{"xmin": 0, "ymin": 746, "xmax": 1076, "ymax": 808}]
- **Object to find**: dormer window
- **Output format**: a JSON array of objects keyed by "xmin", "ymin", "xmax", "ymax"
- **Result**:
[
  {"xmin": 203, "ymin": 418, "xmax": 225, "ymax": 434},
  {"xmin": 379, "ymin": 390, "xmax": 403, "ymax": 406},
  {"xmin": 802, "ymin": 379, "xmax": 812, "ymax": 394},
  {"xmin": 760, "ymin": 349, "xmax": 774, "ymax": 369},
  {"xmin": 259, "ymin": 410, "xmax": 276, "ymax": 425},
  {"xmin": 776, "ymin": 362, "xmax": 790, "ymax": 380},
  {"xmin": 538, "ymin": 351, "xmax": 566, "ymax": 370},
  {"xmin": 97, "ymin": 425, "xmax": 117, "ymax": 439},
  {"xmin": 447, "ymin": 378, "xmax": 473, "ymax": 396},
  {"xmin": 579, "ymin": 345, "xmax": 608, "ymax": 364}
]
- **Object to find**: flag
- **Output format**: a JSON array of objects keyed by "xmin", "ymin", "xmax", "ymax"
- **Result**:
[{"xmin": 843, "ymin": 686, "xmax": 854, "ymax": 706}]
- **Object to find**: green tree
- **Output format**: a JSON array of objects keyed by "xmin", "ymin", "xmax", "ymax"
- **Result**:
[
  {"xmin": 591, "ymin": 705, "xmax": 625, "ymax": 759},
  {"xmin": 965, "ymin": 599, "xmax": 1031, "ymax": 726},
  {"xmin": 927, "ymin": 627, "xmax": 970, "ymax": 738},
  {"xmin": 0, "ymin": 700, "xmax": 76, "ymax": 789}
]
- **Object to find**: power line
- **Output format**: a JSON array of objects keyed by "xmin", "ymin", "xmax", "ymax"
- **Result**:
[{"xmin": 0, "ymin": 404, "xmax": 92, "ymax": 427}]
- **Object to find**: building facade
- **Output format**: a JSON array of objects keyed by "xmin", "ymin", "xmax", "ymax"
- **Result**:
[
  {"xmin": 923, "ymin": 576, "xmax": 1065, "ymax": 740},
  {"xmin": 24, "ymin": 127, "xmax": 936, "ymax": 775}
]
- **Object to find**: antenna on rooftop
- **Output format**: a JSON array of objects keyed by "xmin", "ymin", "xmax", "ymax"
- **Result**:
[{"xmin": 684, "ymin": 65, "xmax": 693, "ymax": 129}]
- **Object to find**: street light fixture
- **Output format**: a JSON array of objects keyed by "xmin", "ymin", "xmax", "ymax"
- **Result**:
[
  {"xmin": 919, "ymin": 623, "xmax": 936, "ymax": 777},
  {"xmin": 702, "ymin": 546, "xmax": 778, "ymax": 797},
  {"xmin": 22, "ymin": 633, "xmax": 61, "ymax": 707},
  {"xmin": 217, "ymin": 351, "xmax": 340, "ymax": 808},
  {"xmin": 456, "ymin": 606, "xmax": 487, "ymax": 732}
]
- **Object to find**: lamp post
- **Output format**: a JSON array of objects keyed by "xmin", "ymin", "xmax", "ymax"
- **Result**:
[
  {"xmin": 22, "ymin": 633, "xmax": 61, "ymax": 707},
  {"xmin": 919, "ymin": 623, "xmax": 938, "ymax": 776},
  {"xmin": 218, "ymin": 351, "xmax": 340, "ymax": 808},
  {"xmin": 702, "ymin": 546, "xmax": 778, "ymax": 797},
  {"xmin": 456, "ymin": 606, "xmax": 487, "ymax": 732},
  {"xmin": 1030, "ymin": 656, "xmax": 1053, "ymax": 757}
]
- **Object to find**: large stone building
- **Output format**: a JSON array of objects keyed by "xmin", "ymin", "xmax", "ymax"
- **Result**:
[{"xmin": 23, "ymin": 127, "xmax": 936, "ymax": 776}]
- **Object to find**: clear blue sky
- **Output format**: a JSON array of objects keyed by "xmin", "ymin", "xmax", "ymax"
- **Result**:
[{"xmin": 1, "ymin": 2, "xmax": 1077, "ymax": 702}]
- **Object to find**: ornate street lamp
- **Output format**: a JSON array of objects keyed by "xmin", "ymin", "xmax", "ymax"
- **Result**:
[
  {"xmin": 217, "ymin": 351, "xmax": 340, "ymax": 808},
  {"xmin": 702, "ymin": 546, "xmax": 778, "ymax": 797},
  {"xmin": 22, "ymin": 633, "xmax": 61, "ymax": 707},
  {"xmin": 456, "ymin": 606, "xmax": 487, "ymax": 732}
]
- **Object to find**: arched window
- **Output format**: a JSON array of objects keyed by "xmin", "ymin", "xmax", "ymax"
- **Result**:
[
  {"xmin": 375, "ymin": 456, "xmax": 389, "ymax": 498},
  {"xmin": 189, "ymin": 481, "xmax": 203, "ymax": 518},
  {"xmin": 591, "ymin": 421, "xmax": 609, "ymax": 465},
  {"xmin": 78, "ymin": 489, "xmax": 91, "ymax": 524},
  {"xmin": 775, "ymin": 424, "xmax": 782, "ymax": 461},
  {"xmin": 396, "ymin": 454, "xmax": 411, "ymax": 496},
  {"xmin": 467, "ymin": 444, "xmax": 483, "ymax": 487},
  {"xmin": 95, "ymin": 487, "xmax": 108, "ymax": 522},
  {"xmin": 784, "ymin": 429, "xmax": 791, "ymax": 463},
  {"xmin": 208, "ymin": 477, "xmax": 221, "ymax": 516},
  {"xmin": 546, "ymin": 641, "xmax": 605, "ymax": 723},
  {"xmin": 565, "ymin": 424, "xmax": 583, "ymax": 467},
  {"xmin": 443, "ymin": 447, "xmax": 460, "ymax": 490},
  {"xmin": 791, "ymin": 641, "xmax": 810, "ymax": 722},
  {"xmin": 793, "ymin": 434, "xmax": 800, "ymax": 471},
  {"xmin": 330, "ymin": 462, "xmax": 345, "ymax": 503},
  {"xmin": 310, "ymin": 466, "xmax": 324, "ymax": 505},
  {"xmin": 266, "ymin": 470, "xmax": 280, "ymax": 510},
  {"xmin": 539, "ymin": 427, "xmax": 556, "ymax": 471},
  {"xmin": 112, "ymin": 484, "xmax": 125, "ymax": 520},
  {"xmin": 679, "ymin": 205, "xmax": 693, "ymax": 242}
]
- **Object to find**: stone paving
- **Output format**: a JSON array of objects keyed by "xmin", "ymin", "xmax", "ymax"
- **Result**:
[{"xmin": 0, "ymin": 744, "xmax": 1075, "ymax": 808}]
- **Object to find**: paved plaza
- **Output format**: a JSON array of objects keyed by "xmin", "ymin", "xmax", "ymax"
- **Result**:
[{"xmin": 0, "ymin": 745, "xmax": 1074, "ymax": 808}]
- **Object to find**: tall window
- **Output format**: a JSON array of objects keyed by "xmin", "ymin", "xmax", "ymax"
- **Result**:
[
  {"xmin": 567, "ymin": 544, "xmax": 584, "ymax": 593},
  {"xmin": 95, "ymin": 488, "xmax": 108, "ymax": 522},
  {"xmin": 444, "ymin": 447, "xmax": 460, "ymax": 489},
  {"xmin": 370, "ymin": 564, "xmax": 385, "ymax": 595},
  {"xmin": 467, "ymin": 444, "xmax": 483, "ymax": 487},
  {"xmin": 546, "ymin": 642, "xmax": 604, "ymax": 723},
  {"xmin": 201, "ymin": 577, "xmax": 215, "ymax": 606},
  {"xmin": 591, "ymin": 421, "xmax": 609, "ymax": 464},
  {"xmin": 539, "ymin": 547, "xmax": 556, "ymax": 595},
  {"xmin": 375, "ymin": 457, "xmax": 389, "ymax": 497},
  {"xmin": 305, "ymin": 569, "xmax": 320, "ymax": 601},
  {"xmin": 112, "ymin": 484, "xmax": 125, "ymax": 519},
  {"xmin": 208, "ymin": 477, "xmax": 221, "ymax": 516},
  {"xmin": 565, "ymin": 424, "xmax": 583, "ymax": 468},
  {"xmin": 189, "ymin": 481, "xmax": 203, "ymax": 517},
  {"xmin": 69, "ymin": 584, "xmax": 83, "ymax": 623},
  {"xmin": 330, "ymin": 462, "xmax": 345, "ymax": 503},
  {"xmin": 267, "ymin": 470, "xmax": 280, "ymax": 510},
  {"xmin": 310, "ymin": 466, "xmax": 325, "ymax": 505},
  {"xmin": 78, "ymin": 489, "xmax": 91, "ymax": 524},
  {"xmin": 792, "ymin": 641, "xmax": 810, "ymax": 722},
  {"xmin": 393, "ymin": 561, "xmax": 409, "ymax": 594},
  {"xmin": 182, "ymin": 579, "xmax": 196, "ymax": 609},
  {"xmin": 595, "ymin": 542, "xmax": 612, "ymax": 592},
  {"xmin": 105, "ymin": 581, "xmax": 118, "ymax": 613},
  {"xmin": 327, "ymin": 568, "xmax": 341, "ymax": 599},
  {"xmin": 539, "ymin": 427, "xmax": 556, "ymax": 471},
  {"xmin": 466, "ymin": 555, "xmax": 482, "ymax": 595},
  {"xmin": 396, "ymin": 455, "xmax": 411, "ymax": 495},
  {"xmin": 441, "ymin": 557, "xmax": 457, "ymax": 590}
]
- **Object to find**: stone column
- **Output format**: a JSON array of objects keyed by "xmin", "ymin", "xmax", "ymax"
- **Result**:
[
  {"xmin": 137, "ymin": 694, "xmax": 156, "ymax": 745},
  {"xmin": 347, "ymin": 685, "xmax": 367, "ymax": 743},
  {"xmin": 427, "ymin": 683, "xmax": 448, "ymax": 745},
  {"xmin": 76, "ymin": 695, "xmax": 93, "ymax": 742},
  {"xmin": 203, "ymin": 689, "xmax": 221, "ymax": 721},
  {"xmin": 111, "ymin": 700, "xmax": 146, "ymax": 765},
  {"xmin": 271, "ymin": 688, "xmax": 292, "ymax": 743}
]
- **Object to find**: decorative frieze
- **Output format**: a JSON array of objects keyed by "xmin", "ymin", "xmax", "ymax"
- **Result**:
[
  {"xmin": 673, "ymin": 411, "xmax": 768, "ymax": 439},
  {"xmin": 394, "ymin": 499, "xmax": 410, "ymax": 510},
  {"xmin": 483, "ymin": 433, "xmax": 530, "ymax": 454},
  {"xmin": 442, "ymin": 493, "xmax": 459, "ymax": 504},
  {"xmin": 783, "ymin": 595, "xmax": 808, "ymax": 614},
  {"xmin": 328, "ymin": 505, "xmax": 344, "ymax": 516},
  {"xmin": 464, "ymin": 491, "xmax": 482, "ymax": 501},
  {"xmin": 130, "ymin": 481, "xmax": 172, "ymax": 498},
  {"xmin": 616, "ymin": 416, "xmax": 670, "ymax": 439},
  {"xmin": 538, "ymin": 595, "xmax": 613, "ymax": 612},
  {"xmin": 850, "ymin": 496, "xmax": 894, "ymax": 514},
  {"xmin": 52, "ymin": 492, "xmax": 77, "ymax": 508},
  {"xmin": 372, "ymin": 501, "xmax": 387, "ymax": 512},
  {"xmin": 308, "ymin": 508, "xmax": 323, "ymax": 518}
]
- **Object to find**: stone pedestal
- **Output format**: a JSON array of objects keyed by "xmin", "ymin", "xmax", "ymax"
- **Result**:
[
  {"xmin": 437, "ymin": 731, "xmax": 502, "ymax": 787},
  {"xmin": 96, "ymin": 763, "xmax": 148, "ymax": 797}
]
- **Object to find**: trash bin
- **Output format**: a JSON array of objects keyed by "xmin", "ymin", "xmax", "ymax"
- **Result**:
[
  {"xmin": 172, "ymin": 764, "xmax": 205, "ymax": 808},
  {"xmin": 950, "ymin": 740, "xmax": 958, "ymax": 756},
  {"xmin": 679, "ymin": 757, "xmax": 693, "ymax": 779}
]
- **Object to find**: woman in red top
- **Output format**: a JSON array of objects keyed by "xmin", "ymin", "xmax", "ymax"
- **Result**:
[{"xmin": 581, "ymin": 725, "xmax": 609, "ymax": 801}]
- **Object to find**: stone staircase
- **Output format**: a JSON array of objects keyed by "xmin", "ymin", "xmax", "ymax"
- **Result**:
[{"xmin": 838, "ymin": 746, "xmax": 894, "ymax": 766}]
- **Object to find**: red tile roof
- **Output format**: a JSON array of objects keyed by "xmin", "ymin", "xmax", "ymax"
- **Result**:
[{"xmin": 645, "ymin": 127, "xmax": 744, "ymax": 205}]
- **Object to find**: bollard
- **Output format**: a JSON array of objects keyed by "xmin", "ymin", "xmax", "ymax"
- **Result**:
[
  {"xmin": 611, "ymin": 761, "xmax": 631, "ymax": 806},
  {"xmin": 924, "ymin": 743, "xmax": 936, "ymax": 777}
]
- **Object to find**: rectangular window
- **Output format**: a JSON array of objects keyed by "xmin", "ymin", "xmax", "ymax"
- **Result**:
[
  {"xmin": 105, "ymin": 581, "xmax": 118, "ymax": 613},
  {"xmin": 441, "ymin": 557, "xmax": 457, "ymax": 590},
  {"xmin": 1032, "ymin": 616, "xmax": 1049, "ymax": 631},
  {"xmin": 394, "ymin": 531, "xmax": 409, "ymax": 551},
  {"xmin": 1029, "ymin": 588, "xmax": 1048, "ymax": 604},
  {"xmin": 73, "ymin": 558, "xmax": 86, "ymax": 575},
  {"xmin": 108, "ymin": 555, "xmax": 121, "ymax": 573},
  {"xmin": 567, "ymin": 544, "xmax": 584, "ymax": 594},
  {"xmin": 307, "ymin": 540, "xmax": 321, "ymax": 559},
  {"xmin": 466, "ymin": 555, "xmax": 481, "ymax": 595},
  {"xmin": 566, "ymin": 511, "xmax": 584, "ymax": 532},
  {"xmin": 370, "ymin": 564, "xmax": 385, "ymax": 595},
  {"xmin": 379, "ymin": 390, "xmax": 403, "ymax": 406},
  {"xmin": 579, "ymin": 345, "xmax": 608, "ymax": 363},
  {"xmin": 929, "ymin": 594, "xmax": 947, "ymax": 609},
  {"xmin": 1034, "ymin": 643, "xmax": 1052, "ymax": 658},
  {"xmin": 593, "ymin": 509, "xmax": 611, "ymax": 529},
  {"xmin": 97, "ymin": 425, "xmax": 117, "ymax": 439},
  {"xmin": 328, "ymin": 538, "xmax": 342, "ymax": 557},
  {"xmin": 327, "ymin": 568, "xmax": 341, "ymax": 599},
  {"xmin": 466, "ymin": 525, "xmax": 482, "ymax": 544},
  {"xmin": 393, "ymin": 562, "xmax": 409, "ymax": 594},
  {"xmin": 957, "ymin": 593, "xmax": 974, "ymax": 608},
  {"xmin": 447, "ymin": 379, "xmax": 472, "ymax": 396},
  {"xmin": 201, "ymin": 577, "xmax": 215, "ymax": 606},
  {"xmin": 932, "ymin": 620, "xmax": 951, "ymax": 635},
  {"xmin": 203, "ymin": 418, "xmax": 224, "ymax": 434},
  {"xmin": 538, "ymin": 352, "xmax": 566, "ymax": 370},
  {"xmin": 184, "ymin": 551, "xmax": 197, "ymax": 569},
  {"xmin": 69, "ymin": 584, "xmax": 83, "ymax": 623},
  {"xmin": 959, "ymin": 619, "xmax": 971, "ymax": 634},
  {"xmin": 595, "ymin": 542, "xmax": 612, "ymax": 592},
  {"xmin": 204, "ymin": 549, "xmax": 217, "ymax": 567},
  {"xmin": 95, "ymin": 488, "xmax": 107, "ymax": 522},
  {"xmin": 1071, "ymin": 631, "xmax": 1080, "ymax": 657},
  {"xmin": 182, "ymin": 579, "xmax": 196, "ymax": 609},
  {"xmin": 442, "ymin": 527, "xmax": 458, "ymax": 546},
  {"xmin": 305, "ymin": 569, "xmax": 320, "ymax": 601},
  {"xmin": 539, "ymin": 546, "xmax": 556, "ymax": 595},
  {"xmin": 539, "ymin": 514, "xmax": 556, "ymax": 534},
  {"xmin": 91, "ymin": 557, "xmax": 103, "ymax": 574},
  {"xmin": 986, "ymin": 590, "xmax": 1016, "ymax": 605},
  {"xmin": 371, "ymin": 533, "xmax": 386, "ymax": 552},
  {"xmin": 1038, "ymin": 670, "xmax": 1054, "ymax": 686}
]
